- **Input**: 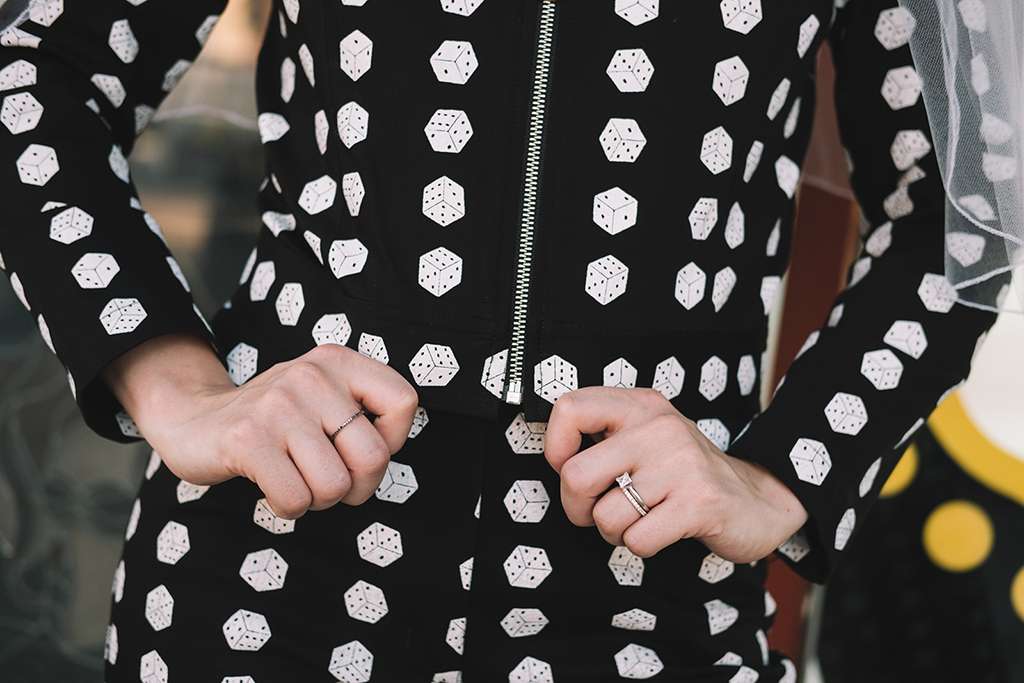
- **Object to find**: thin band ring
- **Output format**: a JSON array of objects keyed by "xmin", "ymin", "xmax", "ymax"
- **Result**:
[
  {"xmin": 616, "ymin": 471, "xmax": 651, "ymax": 517},
  {"xmin": 329, "ymin": 408, "xmax": 366, "ymax": 442}
]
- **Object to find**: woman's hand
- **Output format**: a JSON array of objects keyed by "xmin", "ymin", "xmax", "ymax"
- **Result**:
[
  {"xmin": 103, "ymin": 333, "xmax": 419, "ymax": 519},
  {"xmin": 544, "ymin": 386, "xmax": 808, "ymax": 564}
]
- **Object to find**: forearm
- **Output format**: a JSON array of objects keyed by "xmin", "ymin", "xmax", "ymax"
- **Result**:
[{"xmin": 101, "ymin": 332, "xmax": 234, "ymax": 432}]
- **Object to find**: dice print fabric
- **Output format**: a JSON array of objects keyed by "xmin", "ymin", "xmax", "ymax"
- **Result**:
[
  {"xmin": 107, "ymin": 402, "xmax": 794, "ymax": 681},
  {"xmin": 0, "ymin": 0, "xmax": 1001, "ymax": 674}
]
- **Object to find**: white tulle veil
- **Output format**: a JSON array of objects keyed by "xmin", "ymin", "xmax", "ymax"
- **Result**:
[{"xmin": 899, "ymin": 0, "xmax": 1024, "ymax": 312}]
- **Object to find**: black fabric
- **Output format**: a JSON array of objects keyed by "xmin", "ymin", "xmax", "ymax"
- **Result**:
[
  {"xmin": 0, "ymin": 0, "xmax": 1001, "ymax": 640},
  {"xmin": 106, "ymin": 403, "xmax": 791, "ymax": 682}
]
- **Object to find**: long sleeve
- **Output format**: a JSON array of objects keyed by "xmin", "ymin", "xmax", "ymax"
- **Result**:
[
  {"xmin": 0, "ymin": 1, "xmax": 227, "ymax": 443},
  {"xmin": 726, "ymin": 0, "xmax": 1002, "ymax": 583}
]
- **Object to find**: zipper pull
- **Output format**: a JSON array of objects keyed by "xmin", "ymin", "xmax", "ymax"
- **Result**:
[{"xmin": 504, "ymin": 379, "xmax": 524, "ymax": 405}]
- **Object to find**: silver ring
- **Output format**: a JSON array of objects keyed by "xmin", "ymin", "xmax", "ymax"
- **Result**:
[
  {"xmin": 616, "ymin": 471, "xmax": 650, "ymax": 517},
  {"xmin": 329, "ymin": 408, "xmax": 365, "ymax": 441}
]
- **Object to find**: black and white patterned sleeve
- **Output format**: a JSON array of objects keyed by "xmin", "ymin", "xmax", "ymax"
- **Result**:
[
  {"xmin": 726, "ymin": 0, "xmax": 1002, "ymax": 583},
  {"xmin": 0, "ymin": 1, "xmax": 228, "ymax": 443}
]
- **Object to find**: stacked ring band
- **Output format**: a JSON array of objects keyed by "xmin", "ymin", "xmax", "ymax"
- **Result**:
[
  {"xmin": 616, "ymin": 471, "xmax": 650, "ymax": 517},
  {"xmin": 329, "ymin": 408, "xmax": 366, "ymax": 441}
]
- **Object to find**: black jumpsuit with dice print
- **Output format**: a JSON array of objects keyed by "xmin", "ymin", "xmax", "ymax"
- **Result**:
[{"xmin": 0, "ymin": 0, "xmax": 1001, "ymax": 681}]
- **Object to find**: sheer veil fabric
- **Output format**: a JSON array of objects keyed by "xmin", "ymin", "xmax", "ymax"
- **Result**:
[{"xmin": 899, "ymin": 0, "xmax": 1024, "ymax": 312}]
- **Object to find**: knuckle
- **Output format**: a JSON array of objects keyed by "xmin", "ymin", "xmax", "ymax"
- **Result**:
[
  {"xmin": 623, "ymin": 529, "xmax": 655, "ymax": 558},
  {"xmin": 311, "ymin": 475, "xmax": 350, "ymax": 508},
  {"xmin": 559, "ymin": 459, "xmax": 588, "ymax": 493},
  {"xmin": 289, "ymin": 359, "xmax": 327, "ymax": 388},
  {"xmin": 591, "ymin": 500, "xmax": 614, "ymax": 531},
  {"xmin": 393, "ymin": 383, "xmax": 420, "ymax": 413},
  {"xmin": 271, "ymin": 489, "xmax": 311, "ymax": 520}
]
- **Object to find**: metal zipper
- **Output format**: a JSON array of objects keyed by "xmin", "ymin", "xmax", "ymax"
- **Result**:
[{"xmin": 502, "ymin": 0, "xmax": 558, "ymax": 405}]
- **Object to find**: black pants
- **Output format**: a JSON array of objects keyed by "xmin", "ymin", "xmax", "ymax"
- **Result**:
[{"xmin": 104, "ymin": 402, "xmax": 793, "ymax": 682}]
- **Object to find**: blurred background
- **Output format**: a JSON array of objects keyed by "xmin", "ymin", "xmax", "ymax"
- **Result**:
[{"xmin": 0, "ymin": 1, "xmax": 1021, "ymax": 681}]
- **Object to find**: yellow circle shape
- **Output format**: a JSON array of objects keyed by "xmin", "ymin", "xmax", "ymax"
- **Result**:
[
  {"xmin": 922, "ymin": 500, "xmax": 994, "ymax": 573},
  {"xmin": 879, "ymin": 444, "xmax": 918, "ymax": 498},
  {"xmin": 1011, "ymin": 567, "xmax": 1024, "ymax": 623}
]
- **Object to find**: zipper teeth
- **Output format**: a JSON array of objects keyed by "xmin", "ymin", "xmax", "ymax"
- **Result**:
[{"xmin": 506, "ymin": 0, "xmax": 557, "ymax": 400}]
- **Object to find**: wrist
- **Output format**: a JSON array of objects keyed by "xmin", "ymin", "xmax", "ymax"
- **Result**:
[
  {"xmin": 102, "ymin": 332, "xmax": 234, "ymax": 434},
  {"xmin": 728, "ymin": 453, "xmax": 809, "ymax": 540}
]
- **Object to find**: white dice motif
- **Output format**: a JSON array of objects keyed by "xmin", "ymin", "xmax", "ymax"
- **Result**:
[
  {"xmin": 789, "ymin": 438, "xmax": 832, "ymax": 485},
  {"xmin": 1, "ymin": 92, "xmax": 43, "ymax": 134},
  {"xmin": 689, "ymin": 197, "xmax": 718, "ymax": 241},
  {"xmin": 509, "ymin": 656, "xmax": 554, "ymax": 683},
  {"xmin": 501, "ymin": 608, "xmax": 549, "ymax": 638},
  {"xmin": 615, "ymin": 0, "xmax": 659, "ymax": 26},
  {"xmin": 604, "ymin": 357, "xmax": 638, "ymax": 389},
  {"xmin": 712, "ymin": 266, "xmax": 737, "ymax": 312},
  {"xmin": 917, "ymin": 273, "xmax": 957, "ymax": 312},
  {"xmin": 419, "ymin": 246, "xmax": 463, "ymax": 296},
  {"xmin": 504, "ymin": 545, "xmax": 552, "ymax": 588},
  {"xmin": 328, "ymin": 238, "xmax": 369, "ymax": 279},
  {"xmin": 329, "ymin": 640, "xmax": 374, "ymax": 683},
  {"xmin": 425, "ymin": 109, "xmax": 473, "ymax": 153},
  {"xmin": 249, "ymin": 261, "xmax": 275, "ymax": 301},
  {"xmin": 881, "ymin": 66, "xmax": 921, "ymax": 110},
  {"xmin": 775, "ymin": 155, "xmax": 800, "ymax": 198},
  {"xmin": 0, "ymin": 59, "xmax": 37, "ymax": 91},
  {"xmin": 140, "ymin": 650, "xmax": 167, "ymax": 683},
  {"xmin": 337, "ymin": 101, "xmax": 369, "ymax": 148},
  {"xmin": 615, "ymin": 643, "xmax": 664, "ymax": 679},
  {"xmin": 608, "ymin": 546, "xmax": 645, "ymax": 586},
  {"xmin": 593, "ymin": 187, "xmax": 638, "ymax": 235},
  {"xmin": 359, "ymin": 332, "xmax": 389, "ymax": 364},
  {"xmin": 422, "ymin": 176, "xmax": 466, "ymax": 226},
  {"xmin": 705, "ymin": 598, "xmax": 739, "ymax": 635},
  {"xmin": 875, "ymin": 7, "xmax": 916, "ymax": 50},
  {"xmin": 720, "ymin": 0, "xmax": 763, "ymax": 34},
  {"xmin": 227, "ymin": 342, "xmax": 258, "ymax": 385},
  {"xmin": 724, "ymin": 202, "xmax": 745, "ymax": 249},
  {"xmin": 834, "ymin": 507, "xmax": 856, "ymax": 551},
  {"xmin": 884, "ymin": 320, "xmax": 927, "ymax": 359},
  {"xmin": 240, "ymin": 548, "xmax": 288, "ymax": 592},
  {"xmin": 145, "ymin": 585, "xmax": 174, "ymax": 631},
  {"xmin": 533, "ymin": 354, "xmax": 578, "ymax": 403},
  {"xmin": 16, "ymin": 143, "xmax": 59, "ymax": 186},
  {"xmin": 156, "ymin": 520, "xmax": 190, "ymax": 565},
  {"xmin": 796, "ymin": 14, "xmax": 820, "ymax": 58},
  {"xmin": 824, "ymin": 392, "xmax": 868, "ymax": 435},
  {"xmin": 599, "ymin": 118, "xmax": 647, "ymax": 163},
  {"xmin": 700, "ymin": 126, "xmax": 733, "ymax": 174},
  {"xmin": 430, "ymin": 40, "xmax": 478, "ymax": 84},
  {"xmin": 652, "ymin": 355, "xmax": 685, "ymax": 400},
  {"xmin": 503, "ymin": 479, "xmax": 550, "ymax": 523},
  {"xmin": 340, "ymin": 29, "xmax": 373, "ymax": 81},
  {"xmin": 409, "ymin": 343, "xmax": 460, "ymax": 386},
  {"xmin": 861, "ymin": 349, "xmax": 904, "ymax": 390},
  {"xmin": 344, "ymin": 580, "xmax": 389, "ymax": 624},
  {"xmin": 376, "ymin": 461, "xmax": 418, "ymax": 504},
  {"xmin": 712, "ymin": 56, "xmax": 749, "ymax": 106},
  {"xmin": 699, "ymin": 355, "xmax": 728, "ymax": 401},
  {"xmin": 100, "ymin": 297, "xmax": 147, "ymax": 335},
  {"xmin": 440, "ymin": 0, "xmax": 485, "ymax": 17},
  {"xmin": 108, "ymin": 19, "xmax": 139, "ymax": 63},
  {"xmin": 275, "ymin": 282, "xmax": 305, "ymax": 326},
  {"xmin": 698, "ymin": 552, "xmax": 735, "ymax": 584},
  {"xmin": 505, "ymin": 412, "xmax": 547, "ymax": 454},
  {"xmin": 585, "ymin": 254, "xmax": 629, "ymax": 305},
  {"xmin": 481, "ymin": 348, "xmax": 508, "ymax": 398},
  {"xmin": 299, "ymin": 175, "xmax": 337, "ymax": 215},
  {"xmin": 71, "ymin": 252, "xmax": 119, "ymax": 289},
  {"xmin": 357, "ymin": 522, "xmax": 403, "ymax": 568},
  {"xmin": 223, "ymin": 609, "xmax": 272, "ymax": 652},
  {"xmin": 253, "ymin": 498, "xmax": 295, "ymax": 535},
  {"xmin": 312, "ymin": 313, "xmax": 353, "ymax": 346},
  {"xmin": 611, "ymin": 608, "xmax": 657, "ymax": 632},
  {"xmin": 675, "ymin": 262, "xmax": 707, "ymax": 310},
  {"xmin": 607, "ymin": 48, "xmax": 654, "ymax": 92},
  {"xmin": 946, "ymin": 231, "xmax": 985, "ymax": 267}
]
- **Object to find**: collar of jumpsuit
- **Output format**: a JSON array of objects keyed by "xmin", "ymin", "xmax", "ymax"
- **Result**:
[{"xmin": 217, "ymin": 0, "xmax": 821, "ymax": 427}]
